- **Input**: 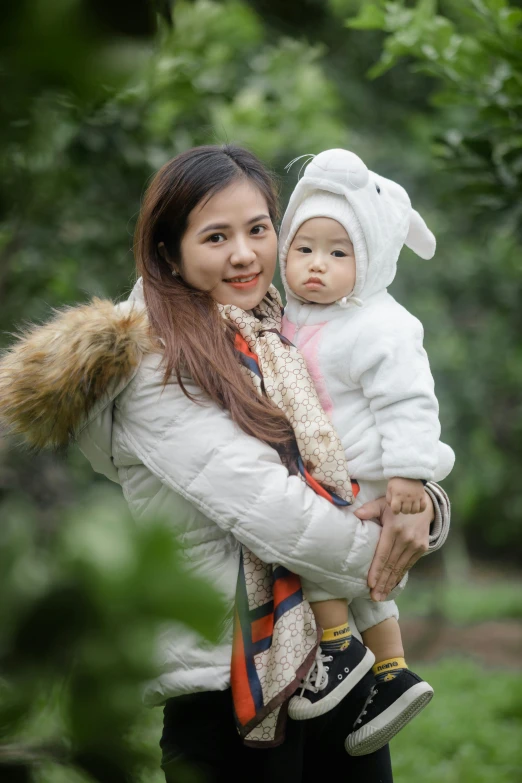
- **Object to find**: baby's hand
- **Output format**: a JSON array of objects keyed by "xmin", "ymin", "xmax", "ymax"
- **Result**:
[{"xmin": 386, "ymin": 477, "xmax": 427, "ymax": 515}]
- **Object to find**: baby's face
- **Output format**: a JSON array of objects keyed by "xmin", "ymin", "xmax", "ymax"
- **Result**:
[{"xmin": 285, "ymin": 218, "xmax": 356, "ymax": 304}]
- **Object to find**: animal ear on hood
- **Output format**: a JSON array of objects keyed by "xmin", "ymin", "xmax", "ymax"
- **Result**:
[
  {"xmin": 305, "ymin": 149, "xmax": 370, "ymax": 191},
  {"xmin": 405, "ymin": 208, "xmax": 436, "ymax": 260}
]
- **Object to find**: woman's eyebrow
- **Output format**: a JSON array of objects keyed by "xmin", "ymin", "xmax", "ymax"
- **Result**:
[
  {"xmin": 248, "ymin": 213, "xmax": 270, "ymax": 224},
  {"xmin": 197, "ymin": 214, "xmax": 270, "ymax": 236},
  {"xmin": 197, "ymin": 222, "xmax": 230, "ymax": 236}
]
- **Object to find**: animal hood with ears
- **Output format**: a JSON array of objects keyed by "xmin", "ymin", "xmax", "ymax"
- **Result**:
[{"xmin": 279, "ymin": 148, "xmax": 436, "ymax": 303}]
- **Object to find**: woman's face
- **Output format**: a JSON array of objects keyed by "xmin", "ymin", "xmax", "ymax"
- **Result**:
[{"xmin": 179, "ymin": 179, "xmax": 277, "ymax": 309}]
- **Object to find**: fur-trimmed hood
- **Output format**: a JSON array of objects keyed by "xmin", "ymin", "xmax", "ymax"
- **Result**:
[
  {"xmin": 0, "ymin": 279, "xmax": 153, "ymax": 452},
  {"xmin": 0, "ymin": 277, "xmax": 452, "ymax": 710}
]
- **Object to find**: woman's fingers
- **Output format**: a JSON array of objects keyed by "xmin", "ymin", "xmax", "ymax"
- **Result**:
[
  {"xmin": 367, "ymin": 520, "xmax": 396, "ymax": 590},
  {"xmin": 354, "ymin": 497, "xmax": 387, "ymax": 521},
  {"xmin": 368, "ymin": 501, "xmax": 432, "ymax": 599},
  {"xmin": 385, "ymin": 528, "xmax": 429, "ymax": 596},
  {"xmin": 362, "ymin": 496, "xmax": 432, "ymax": 596},
  {"xmin": 380, "ymin": 547, "xmax": 425, "ymax": 598},
  {"xmin": 370, "ymin": 535, "xmax": 409, "ymax": 600},
  {"xmin": 378, "ymin": 542, "xmax": 419, "ymax": 598},
  {"xmin": 403, "ymin": 546, "xmax": 426, "ymax": 574}
]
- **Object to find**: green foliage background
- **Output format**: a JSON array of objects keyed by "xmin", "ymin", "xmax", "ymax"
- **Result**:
[{"xmin": 1, "ymin": 1, "xmax": 521, "ymax": 781}]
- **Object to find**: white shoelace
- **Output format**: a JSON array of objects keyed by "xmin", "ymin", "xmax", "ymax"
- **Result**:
[
  {"xmin": 298, "ymin": 646, "xmax": 333, "ymax": 695},
  {"xmin": 353, "ymin": 685, "xmax": 378, "ymax": 727}
]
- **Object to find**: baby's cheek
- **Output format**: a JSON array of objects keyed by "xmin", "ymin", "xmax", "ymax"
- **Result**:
[{"xmin": 285, "ymin": 259, "xmax": 298, "ymax": 284}]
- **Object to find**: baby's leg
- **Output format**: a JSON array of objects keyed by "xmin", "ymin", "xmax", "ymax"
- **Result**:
[
  {"xmin": 351, "ymin": 599, "xmax": 406, "ymax": 679},
  {"xmin": 310, "ymin": 597, "xmax": 348, "ymax": 633},
  {"xmin": 346, "ymin": 600, "xmax": 434, "ymax": 757},
  {"xmin": 351, "ymin": 598, "xmax": 406, "ymax": 679},
  {"xmin": 288, "ymin": 586, "xmax": 374, "ymax": 721},
  {"xmin": 362, "ymin": 617, "xmax": 404, "ymax": 669}
]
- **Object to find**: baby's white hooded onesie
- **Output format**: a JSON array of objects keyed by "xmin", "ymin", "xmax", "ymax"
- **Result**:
[{"xmin": 279, "ymin": 149, "xmax": 455, "ymax": 631}]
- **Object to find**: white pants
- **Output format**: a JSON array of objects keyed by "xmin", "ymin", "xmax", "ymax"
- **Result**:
[{"xmin": 301, "ymin": 479, "xmax": 400, "ymax": 634}]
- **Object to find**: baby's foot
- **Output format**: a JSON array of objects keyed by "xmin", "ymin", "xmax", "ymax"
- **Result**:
[
  {"xmin": 345, "ymin": 669, "xmax": 434, "ymax": 755},
  {"xmin": 288, "ymin": 636, "xmax": 374, "ymax": 720}
]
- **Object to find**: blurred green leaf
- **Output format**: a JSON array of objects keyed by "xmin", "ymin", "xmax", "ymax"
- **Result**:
[
  {"xmin": 345, "ymin": 3, "xmax": 385, "ymax": 29},
  {"xmin": 2, "ymin": 1, "xmax": 522, "ymax": 780}
]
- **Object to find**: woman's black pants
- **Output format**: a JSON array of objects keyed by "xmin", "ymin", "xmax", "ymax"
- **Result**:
[{"xmin": 161, "ymin": 673, "xmax": 393, "ymax": 783}]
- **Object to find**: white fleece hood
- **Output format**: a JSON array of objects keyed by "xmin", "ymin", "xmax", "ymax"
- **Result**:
[{"xmin": 279, "ymin": 149, "xmax": 436, "ymax": 307}]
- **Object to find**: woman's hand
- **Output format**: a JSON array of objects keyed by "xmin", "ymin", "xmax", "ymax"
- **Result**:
[{"xmin": 354, "ymin": 492, "xmax": 434, "ymax": 601}]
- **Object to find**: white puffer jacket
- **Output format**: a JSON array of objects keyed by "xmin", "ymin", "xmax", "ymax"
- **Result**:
[
  {"xmin": 0, "ymin": 279, "xmax": 450, "ymax": 705},
  {"xmin": 279, "ymin": 149, "xmax": 455, "ymax": 482}
]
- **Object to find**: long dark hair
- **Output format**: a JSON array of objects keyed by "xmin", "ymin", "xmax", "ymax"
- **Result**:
[{"xmin": 134, "ymin": 144, "xmax": 294, "ymax": 449}]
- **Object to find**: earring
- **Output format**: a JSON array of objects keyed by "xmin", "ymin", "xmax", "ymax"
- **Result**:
[{"xmin": 171, "ymin": 268, "xmax": 179, "ymax": 277}]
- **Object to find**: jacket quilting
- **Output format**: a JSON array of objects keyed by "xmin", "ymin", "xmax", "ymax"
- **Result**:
[{"xmin": 0, "ymin": 278, "xmax": 450, "ymax": 704}]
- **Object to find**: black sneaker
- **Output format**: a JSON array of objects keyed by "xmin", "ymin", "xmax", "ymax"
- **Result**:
[
  {"xmin": 288, "ymin": 637, "xmax": 375, "ymax": 720},
  {"xmin": 345, "ymin": 669, "xmax": 434, "ymax": 755}
]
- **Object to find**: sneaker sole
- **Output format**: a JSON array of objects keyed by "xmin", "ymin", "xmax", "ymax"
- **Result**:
[
  {"xmin": 345, "ymin": 681, "xmax": 434, "ymax": 756},
  {"xmin": 288, "ymin": 647, "xmax": 375, "ymax": 720}
]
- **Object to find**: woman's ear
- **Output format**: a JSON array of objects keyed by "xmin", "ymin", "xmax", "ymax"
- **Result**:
[
  {"xmin": 157, "ymin": 241, "xmax": 168, "ymax": 261},
  {"xmin": 405, "ymin": 209, "xmax": 436, "ymax": 260},
  {"xmin": 158, "ymin": 241, "xmax": 180, "ymax": 277}
]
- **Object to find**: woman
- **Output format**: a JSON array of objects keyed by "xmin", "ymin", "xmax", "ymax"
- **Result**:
[{"xmin": 0, "ymin": 145, "xmax": 449, "ymax": 782}]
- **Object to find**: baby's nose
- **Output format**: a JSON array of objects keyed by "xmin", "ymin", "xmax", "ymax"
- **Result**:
[{"xmin": 310, "ymin": 254, "xmax": 326, "ymax": 270}]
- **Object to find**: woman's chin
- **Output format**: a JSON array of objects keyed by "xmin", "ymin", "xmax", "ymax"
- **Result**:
[{"xmin": 214, "ymin": 278, "xmax": 271, "ymax": 310}]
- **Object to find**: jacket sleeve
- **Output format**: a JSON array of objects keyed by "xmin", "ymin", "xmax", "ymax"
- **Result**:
[
  {"xmin": 116, "ymin": 357, "xmax": 385, "ymax": 600},
  {"xmin": 425, "ymin": 481, "xmax": 451, "ymax": 553},
  {"xmin": 115, "ymin": 357, "xmax": 451, "ymax": 598},
  {"xmin": 349, "ymin": 308, "xmax": 449, "ymax": 481}
]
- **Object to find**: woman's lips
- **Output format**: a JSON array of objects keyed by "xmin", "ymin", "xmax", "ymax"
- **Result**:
[{"xmin": 225, "ymin": 272, "xmax": 261, "ymax": 290}]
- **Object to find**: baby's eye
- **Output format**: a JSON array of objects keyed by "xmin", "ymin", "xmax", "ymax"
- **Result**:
[
  {"xmin": 298, "ymin": 247, "xmax": 312, "ymax": 254},
  {"xmin": 332, "ymin": 250, "xmax": 347, "ymax": 258},
  {"xmin": 208, "ymin": 233, "xmax": 226, "ymax": 243}
]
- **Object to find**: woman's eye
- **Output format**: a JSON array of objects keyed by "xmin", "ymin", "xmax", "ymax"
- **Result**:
[
  {"xmin": 332, "ymin": 251, "xmax": 347, "ymax": 258},
  {"xmin": 208, "ymin": 233, "xmax": 226, "ymax": 243},
  {"xmin": 251, "ymin": 225, "xmax": 267, "ymax": 235}
]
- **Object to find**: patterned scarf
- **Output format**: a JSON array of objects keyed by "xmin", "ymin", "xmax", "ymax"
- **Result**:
[{"xmin": 218, "ymin": 286, "xmax": 358, "ymax": 747}]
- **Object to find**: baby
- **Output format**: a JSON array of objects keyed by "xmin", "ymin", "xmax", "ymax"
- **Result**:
[{"xmin": 280, "ymin": 149, "xmax": 455, "ymax": 755}]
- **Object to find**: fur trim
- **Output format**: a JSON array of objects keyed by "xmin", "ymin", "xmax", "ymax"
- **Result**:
[{"xmin": 0, "ymin": 298, "xmax": 153, "ymax": 450}]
